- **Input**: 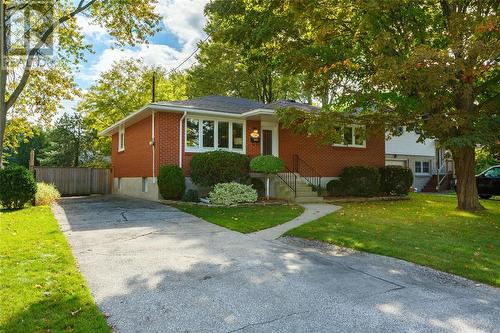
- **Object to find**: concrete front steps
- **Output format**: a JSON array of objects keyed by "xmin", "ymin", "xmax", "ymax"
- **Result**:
[{"xmin": 275, "ymin": 174, "xmax": 324, "ymax": 203}]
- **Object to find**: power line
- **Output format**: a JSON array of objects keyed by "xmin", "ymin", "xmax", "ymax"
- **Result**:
[
  {"xmin": 166, "ymin": 1, "xmax": 236, "ymax": 75},
  {"xmin": 167, "ymin": 34, "xmax": 210, "ymax": 75}
]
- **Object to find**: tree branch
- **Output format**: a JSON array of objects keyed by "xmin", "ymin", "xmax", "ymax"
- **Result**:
[{"xmin": 5, "ymin": 0, "xmax": 98, "ymax": 111}]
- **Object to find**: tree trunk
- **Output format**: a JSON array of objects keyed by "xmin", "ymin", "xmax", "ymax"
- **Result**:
[
  {"xmin": 451, "ymin": 146, "xmax": 483, "ymax": 211},
  {"xmin": 0, "ymin": 2, "xmax": 6, "ymax": 168}
]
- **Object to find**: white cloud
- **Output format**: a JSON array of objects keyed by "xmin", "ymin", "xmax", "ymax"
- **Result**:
[
  {"xmin": 76, "ymin": 0, "xmax": 210, "ymax": 85},
  {"xmin": 79, "ymin": 44, "xmax": 183, "ymax": 82},
  {"xmin": 156, "ymin": 0, "xmax": 209, "ymax": 51},
  {"xmin": 76, "ymin": 16, "xmax": 108, "ymax": 42}
]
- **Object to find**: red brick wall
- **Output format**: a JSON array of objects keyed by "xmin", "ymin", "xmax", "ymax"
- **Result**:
[
  {"xmin": 246, "ymin": 120, "xmax": 261, "ymax": 158},
  {"xmin": 112, "ymin": 112, "xmax": 385, "ymax": 179},
  {"xmin": 112, "ymin": 116, "xmax": 154, "ymax": 178},
  {"xmin": 279, "ymin": 127, "xmax": 385, "ymax": 177},
  {"xmin": 156, "ymin": 112, "xmax": 183, "ymax": 174}
]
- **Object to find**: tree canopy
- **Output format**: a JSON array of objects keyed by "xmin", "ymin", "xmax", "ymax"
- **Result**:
[
  {"xmin": 78, "ymin": 58, "xmax": 187, "ymax": 159},
  {"xmin": 204, "ymin": 0, "xmax": 500, "ymax": 211},
  {"xmin": 0, "ymin": 0, "xmax": 162, "ymax": 166}
]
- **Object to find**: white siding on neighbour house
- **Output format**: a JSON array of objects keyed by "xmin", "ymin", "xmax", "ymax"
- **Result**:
[{"xmin": 385, "ymin": 130, "xmax": 436, "ymax": 156}]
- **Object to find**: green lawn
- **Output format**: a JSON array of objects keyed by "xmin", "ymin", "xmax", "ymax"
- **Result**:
[
  {"xmin": 286, "ymin": 194, "xmax": 500, "ymax": 286},
  {"xmin": 174, "ymin": 204, "xmax": 304, "ymax": 233},
  {"xmin": 0, "ymin": 206, "xmax": 110, "ymax": 332}
]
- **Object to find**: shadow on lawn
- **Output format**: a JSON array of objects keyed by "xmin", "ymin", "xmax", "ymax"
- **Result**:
[{"xmin": 1, "ymin": 295, "xmax": 109, "ymax": 333}]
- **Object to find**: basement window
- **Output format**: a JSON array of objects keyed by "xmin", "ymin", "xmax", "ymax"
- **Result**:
[
  {"xmin": 142, "ymin": 177, "xmax": 148, "ymax": 193},
  {"xmin": 118, "ymin": 125, "xmax": 125, "ymax": 152}
]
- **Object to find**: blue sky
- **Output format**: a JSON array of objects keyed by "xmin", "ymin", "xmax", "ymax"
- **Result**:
[{"xmin": 62, "ymin": 0, "xmax": 209, "ymax": 114}]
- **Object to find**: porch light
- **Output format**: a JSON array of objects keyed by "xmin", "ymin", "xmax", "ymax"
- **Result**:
[{"xmin": 250, "ymin": 128, "xmax": 260, "ymax": 143}]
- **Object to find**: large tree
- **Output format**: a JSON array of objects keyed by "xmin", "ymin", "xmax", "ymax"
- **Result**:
[
  {"xmin": 42, "ymin": 113, "xmax": 94, "ymax": 167},
  {"xmin": 78, "ymin": 58, "xmax": 187, "ymax": 159},
  {"xmin": 0, "ymin": 0, "xmax": 161, "ymax": 167},
  {"xmin": 206, "ymin": 0, "xmax": 499, "ymax": 211}
]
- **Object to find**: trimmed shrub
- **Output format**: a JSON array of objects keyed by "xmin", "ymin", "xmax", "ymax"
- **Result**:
[
  {"xmin": 35, "ymin": 183, "xmax": 61, "ymax": 206},
  {"xmin": 326, "ymin": 179, "xmax": 345, "ymax": 196},
  {"xmin": 158, "ymin": 165, "xmax": 185, "ymax": 199},
  {"xmin": 379, "ymin": 166, "xmax": 413, "ymax": 195},
  {"xmin": 332, "ymin": 166, "xmax": 380, "ymax": 197},
  {"xmin": 250, "ymin": 155, "xmax": 284, "ymax": 174},
  {"xmin": 250, "ymin": 178, "xmax": 266, "ymax": 198},
  {"xmin": 182, "ymin": 189, "xmax": 200, "ymax": 203},
  {"xmin": 208, "ymin": 182, "xmax": 258, "ymax": 206},
  {"xmin": 190, "ymin": 150, "xmax": 250, "ymax": 187},
  {"xmin": 0, "ymin": 165, "xmax": 37, "ymax": 210}
]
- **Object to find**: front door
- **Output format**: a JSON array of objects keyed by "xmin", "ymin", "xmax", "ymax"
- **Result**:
[{"xmin": 262, "ymin": 129, "xmax": 273, "ymax": 155}]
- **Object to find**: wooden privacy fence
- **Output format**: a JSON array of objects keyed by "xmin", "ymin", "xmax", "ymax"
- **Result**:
[{"xmin": 33, "ymin": 167, "xmax": 111, "ymax": 196}]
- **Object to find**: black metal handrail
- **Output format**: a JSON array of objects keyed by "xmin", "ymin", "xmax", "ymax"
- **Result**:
[
  {"xmin": 276, "ymin": 165, "xmax": 297, "ymax": 197},
  {"xmin": 293, "ymin": 154, "xmax": 322, "ymax": 194}
]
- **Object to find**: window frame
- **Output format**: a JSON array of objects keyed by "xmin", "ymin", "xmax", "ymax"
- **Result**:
[
  {"xmin": 185, "ymin": 116, "xmax": 246, "ymax": 153},
  {"xmin": 414, "ymin": 161, "xmax": 431, "ymax": 175},
  {"xmin": 333, "ymin": 125, "xmax": 367, "ymax": 148},
  {"xmin": 118, "ymin": 125, "xmax": 125, "ymax": 152}
]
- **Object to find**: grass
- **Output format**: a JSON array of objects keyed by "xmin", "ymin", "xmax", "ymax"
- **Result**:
[
  {"xmin": 286, "ymin": 193, "xmax": 500, "ymax": 286},
  {"xmin": 0, "ymin": 206, "xmax": 110, "ymax": 332},
  {"xmin": 174, "ymin": 204, "xmax": 304, "ymax": 233}
]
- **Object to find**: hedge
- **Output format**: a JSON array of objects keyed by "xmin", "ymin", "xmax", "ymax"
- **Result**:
[
  {"xmin": 379, "ymin": 166, "xmax": 413, "ymax": 195},
  {"xmin": 327, "ymin": 166, "xmax": 380, "ymax": 197},
  {"xmin": 190, "ymin": 150, "xmax": 249, "ymax": 187}
]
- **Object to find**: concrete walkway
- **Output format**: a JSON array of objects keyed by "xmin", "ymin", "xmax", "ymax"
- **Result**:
[
  {"xmin": 54, "ymin": 196, "xmax": 500, "ymax": 333},
  {"xmin": 250, "ymin": 203, "xmax": 340, "ymax": 240}
]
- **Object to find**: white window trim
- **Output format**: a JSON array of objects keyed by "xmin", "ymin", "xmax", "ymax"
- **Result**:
[
  {"xmin": 414, "ymin": 161, "xmax": 431, "ymax": 175},
  {"xmin": 333, "ymin": 125, "xmax": 366, "ymax": 148},
  {"xmin": 185, "ymin": 116, "xmax": 246, "ymax": 154},
  {"xmin": 118, "ymin": 125, "xmax": 125, "ymax": 152}
]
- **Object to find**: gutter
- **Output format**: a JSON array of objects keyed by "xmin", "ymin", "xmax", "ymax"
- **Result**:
[
  {"xmin": 179, "ymin": 111, "xmax": 187, "ymax": 168},
  {"xmin": 151, "ymin": 110, "xmax": 156, "ymax": 183},
  {"xmin": 99, "ymin": 104, "xmax": 278, "ymax": 137}
]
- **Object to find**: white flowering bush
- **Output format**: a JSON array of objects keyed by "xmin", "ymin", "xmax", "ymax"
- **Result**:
[{"xmin": 208, "ymin": 182, "xmax": 258, "ymax": 205}]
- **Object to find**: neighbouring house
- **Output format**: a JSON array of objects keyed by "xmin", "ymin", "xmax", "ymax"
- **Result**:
[
  {"xmin": 385, "ymin": 128, "xmax": 454, "ymax": 191},
  {"xmin": 100, "ymin": 96, "xmax": 386, "ymax": 202}
]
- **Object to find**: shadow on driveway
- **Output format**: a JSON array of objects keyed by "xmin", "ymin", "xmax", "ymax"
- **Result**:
[{"xmin": 54, "ymin": 195, "xmax": 500, "ymax": 333}]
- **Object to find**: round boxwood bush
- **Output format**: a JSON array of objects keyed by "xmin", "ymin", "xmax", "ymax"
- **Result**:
[
  {"xmin": 158, "ymin": 165, "xmax": 185, "ymax": 199},
  {"xmin": 0, "ymin": 165, "xmax": 37, "ymax": 210},
  {"xmin": 208, "ymin": 182, "xmax": 258, "ymax": 206},
  {"xmin": 190, "ymin": 150, "xmax": 250, "ymax": 187},
  {"xmin": 337, "ymin": 166, "xmax": 381, "ymax": 197},
  {"xmin": 379, "ymin": 166, "xmax": 413, "ymax": 195},
  {"xmin": 250, "ymin": 155, "xmax": 284, "ymax": 174}
]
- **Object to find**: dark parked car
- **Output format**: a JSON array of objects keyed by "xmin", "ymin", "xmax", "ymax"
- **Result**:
[{"xmin": 476, "ymin": 165, "xmax": 500, "ymax": 199}]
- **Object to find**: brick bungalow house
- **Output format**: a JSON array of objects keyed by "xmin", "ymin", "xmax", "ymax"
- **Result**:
[{"xmin": 100, "ymin": 96, "xmax": 385, "ymax": 202}]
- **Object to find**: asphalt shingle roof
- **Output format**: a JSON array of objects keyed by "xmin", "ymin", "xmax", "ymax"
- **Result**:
[
  {"xmin": 156, "ymin": 95, "xmax": 266, "ymax": 114},
  {"xmin": 155, "ymin": 96, "xmax": 320, "ymax": 114}
]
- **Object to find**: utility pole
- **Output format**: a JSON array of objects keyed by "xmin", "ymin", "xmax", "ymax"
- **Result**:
[{"xmin": 152, "ymin": 71, "xmax": 156, "ymax": 103}]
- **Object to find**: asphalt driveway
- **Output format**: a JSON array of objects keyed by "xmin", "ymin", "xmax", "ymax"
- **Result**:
[{"xmin": 54, "ymin": 196, "xmax": 500, "ymax": 333}]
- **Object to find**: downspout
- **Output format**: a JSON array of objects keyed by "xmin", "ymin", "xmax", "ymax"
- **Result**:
[
  {"xmin": 151, "ymin": 110, "xmax": 156, "ymax": 183},
  {"xmin": 179, "ymin": 111, "xmax": 187, "ymax": 168}
]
